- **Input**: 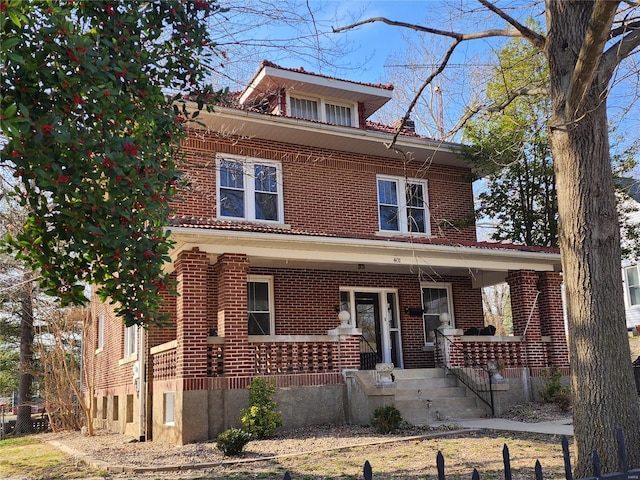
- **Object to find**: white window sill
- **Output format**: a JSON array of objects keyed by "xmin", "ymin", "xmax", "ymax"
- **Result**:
[
  {"xmin": 375, "ymin": 231, "xmax": 433, "ymax": 238},
  {"xmin": 118, "ymin": 354, "xmax": 138, "ymax": 366},
  {"xmin": 95, "ymin": 347, "xmax": 103, "ymax": 354}
]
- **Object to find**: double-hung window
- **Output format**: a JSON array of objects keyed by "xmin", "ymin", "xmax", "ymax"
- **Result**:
[
  {"xmin": 217, "ymin": 155, "xmax": 283, "ymax": 223},
  {"xmin": 289, "ymin": 95, "xmax": 355, "ymax": 127},
  {"xmin": 247, "ymin": 275, "xmax": 274, "ymax": 335},
  {"xmin": 421, "ymin": 283, "xmax": 453, "ymax": 344},
  {"xmin": 377, "ymin": 176, "xmax": 430, "ymax": 234},
  {"xmin": 124, "ymin": 325, "xmax": 137, "ymax": 357},
  {"xmin": 625, "ymin": 266, "xmax": 640, "ymax": 306}
]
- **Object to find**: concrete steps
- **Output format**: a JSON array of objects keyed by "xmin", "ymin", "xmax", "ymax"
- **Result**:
[{"xmin": 358, "ymin": 368, "xmax": 490, "ymax": 425}]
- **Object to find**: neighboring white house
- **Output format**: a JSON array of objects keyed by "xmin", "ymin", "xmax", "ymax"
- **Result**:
[{"xmin": 620, "ymin": 180, "xmax": 640, "ymax": 334}]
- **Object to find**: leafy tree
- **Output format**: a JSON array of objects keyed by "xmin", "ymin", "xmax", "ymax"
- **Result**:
[
  {"xmin": 336, "ymin": 2, "xmax": 640, "ymax": 474},
  {"xmin": 1, "ymin": 0, "xmax": 222, "ymax": 327},
  {"xmin": 463, "ymin": 34, "xmax": 558, "ymax": 247}
]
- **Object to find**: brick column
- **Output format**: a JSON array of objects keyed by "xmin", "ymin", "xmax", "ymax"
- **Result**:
[
  {"xmin": 214, "ymin": 253, "xmax": 250, "ymax": 376},
  {"xmin": 537, "ymin": 271, "xmax": 569, "ymax": 367},
  {"xmin": 506, "ymin": 270, "xmax": 547, "ymax": 367},
  {"xmin": 175, "ymin": 248, "xmax": 209, "ymax": 379}
]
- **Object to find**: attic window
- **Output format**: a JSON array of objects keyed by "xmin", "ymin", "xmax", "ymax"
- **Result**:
[
  {"xmin": 290, "ymin": 97, "xmax": 318, "ymax": 121},
  {"xmin": 288, "ymin": 94, "xmax": 355, "ymax": 127}
]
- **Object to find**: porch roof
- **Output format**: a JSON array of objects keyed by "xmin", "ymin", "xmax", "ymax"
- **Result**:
[{"xmin": 166, "ymin": 223, "xmax": 561, "ymax": 288}]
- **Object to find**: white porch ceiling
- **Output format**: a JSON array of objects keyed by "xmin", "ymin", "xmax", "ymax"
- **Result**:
[{"xmin": 166, "ymin": 228, "xmax": 561, "ymax": 288}]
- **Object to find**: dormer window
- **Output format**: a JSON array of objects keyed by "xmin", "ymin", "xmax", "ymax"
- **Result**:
[{"xmin": 288, "ymin": 94, "xmax": 355, "ymax": 127}]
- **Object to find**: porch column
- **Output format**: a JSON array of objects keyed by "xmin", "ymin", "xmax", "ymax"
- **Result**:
[
  {"xmin": 175, "ymin": 248, "xmax": 210, "ymax": 444},
  {"xmin": 507, "ymin": 270, "xmax": 547, "ymax": 367},
  {"xmin": 175, "ymin": 248, "xmax": 209, "ymax": 379},
  {"xmin": 537, "ymin": 272, "xmax": 569, "ymax": 367},
  {"xmin": 214, "ymin": 253, "xmax": 250, "ymax": 377}
]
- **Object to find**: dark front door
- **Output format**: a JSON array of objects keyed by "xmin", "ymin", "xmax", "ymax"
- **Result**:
[{"xmin": 355, "ymin": 292, "xmax": 382, "ymax": 369}]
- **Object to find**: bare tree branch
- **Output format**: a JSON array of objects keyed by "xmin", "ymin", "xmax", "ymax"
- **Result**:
[
  {"xmin": 610, "ymin": 20, "xmax": 640, "ymax": 39},
  {"xmin": 602, "ymin": 26, "xmax": 640, "ymax": 79},
  {"xmin": 446, "ymin": 87, "xmax": 549, "ymax": 138},
  {"xmin": 476, "ymin": 0, "xmax": 546, "ymax": 49},
  {"xmin": 333, "ymin": 17, "xmax": 523, "ymax": 42},
  {"xmin": 566, "ymin": 1, "xmax": 620, "ymax": 113},
  {"xmin": 387, "ymin": 39, "xmax": 461, "ymax": 147}
]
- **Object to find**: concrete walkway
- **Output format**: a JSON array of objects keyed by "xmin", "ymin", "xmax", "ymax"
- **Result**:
[{"xmin": 432, "ymin": 417, "xmax": 574, "ymax": 436}]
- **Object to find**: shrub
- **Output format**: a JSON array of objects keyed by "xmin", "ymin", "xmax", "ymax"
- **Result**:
[
  {"xmin": 216, "ymin": 428, "xmax": 251, "ymax": 456},
  {"xmin": 539, "ymin": 368, "xmax": 571, "ymax": 409},
  {"xmin": 240, "ymin": 377, "xmax": 283, "ymax": 439},
  {"xmin": 370, "ymin": 404, "xmax": 403, "ymax": 434}
]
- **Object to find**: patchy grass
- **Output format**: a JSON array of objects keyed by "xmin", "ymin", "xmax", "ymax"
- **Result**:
[{"xmin": 0, "ymin": 436, "xmax": 105, "ymax": 480}]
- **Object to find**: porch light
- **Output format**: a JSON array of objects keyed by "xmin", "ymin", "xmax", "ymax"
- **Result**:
[{"xmin": 338, "ymin": 309, "xmax": 351, "ymax": 325}]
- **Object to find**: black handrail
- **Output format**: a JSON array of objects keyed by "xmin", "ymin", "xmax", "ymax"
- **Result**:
[
  {"xmin": 359, "ymin": 336, "xmax": 383, "ymax": 370},
  {"xmin": 434, "ymin": 329, "xmax": 495, "ymax": 416}
]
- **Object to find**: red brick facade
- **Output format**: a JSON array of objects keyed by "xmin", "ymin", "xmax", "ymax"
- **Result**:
[{"xmin": 85, "ymin": 64, "xmax": 569, "ymax": 443}]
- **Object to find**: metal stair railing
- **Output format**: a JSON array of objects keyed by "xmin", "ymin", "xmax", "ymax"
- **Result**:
[
  {"xmin": 434, "ymin": 329, "xmax": 495, "ymax": 416},
  {"xmin": 359, "ymin": 336, "xmax": 383, "ymax": 370}
]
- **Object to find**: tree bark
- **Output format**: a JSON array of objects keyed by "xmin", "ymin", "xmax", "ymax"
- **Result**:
[
  {"xmin": 15, "ymin": 271, "xmax": 34, "ymax": 435},
  {"xmin": 546, "ymin": 1, "xmax": 640, "ymax": 475}
]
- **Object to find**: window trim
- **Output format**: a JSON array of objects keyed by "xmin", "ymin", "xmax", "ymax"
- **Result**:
[
  {"xmin": 247, "ymin": 275, "xmax": 275, "ymax": 336},
  {"xmin": 216, "ymin": 154, "xmax": 284, "ymax": 224},
  {"xmin": 286, "ymin": 93, "xmax": 358, "ymax": 127},
  {"xmin": 625, "ymin": 265, "xmax": 640, "ymax": 307},
  {"xmin": 420, "ymin": 282, "xmax": 454, "ymax": 345},
  {"xmin": 377, "ymin": 175, "xmax": 431, "ymax": 235}
]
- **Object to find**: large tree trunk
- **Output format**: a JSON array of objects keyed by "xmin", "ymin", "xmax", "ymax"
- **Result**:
[
  {"xmin": 14, "ymin": 271, "xmax": 34, "ymax": 435},
  {"xmin": 546, "ymin": 2, "xmax": 640, "ymax": 475}
]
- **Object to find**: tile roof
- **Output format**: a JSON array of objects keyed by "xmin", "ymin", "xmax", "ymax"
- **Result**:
[
  {"xmin": 167, "ymin": 217, "xmax": 559, "ymax": 255},
  {"xmin": 259, "ymin": 60, "xmax": 395, "ymax": 91}
]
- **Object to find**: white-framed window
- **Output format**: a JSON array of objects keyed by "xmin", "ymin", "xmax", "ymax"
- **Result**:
[
  {"xmin": 124, "ymin": 325, "xmax": 137, "ymax": 357},
  {"xmin": 421, "ymin": 282, "xmax": 454, "ymax": 344},
  {"xmin": 96, "ymin": 313, "xmax": 104, "ymax": 351},
  {"xmin": 625, "ymin": 265, "xmax": 640, "ymax": 306},
  {"xmin": 247, "ymin": 275, "xmax": 274, "ymax": 335},
  {"xmin": 163, "ymin": 392, "xmax": 175, "ymax": 425},
  {"xmin": 288, "ymin": 94, "xmax": 356, "ymax": 127},
  {"xmin": 217, "ymin": 155, "xmax": 284, "ymax": 223},
  {"xmin": 377, "ymin": 175, "xmax": 430, "ymax": 234}
]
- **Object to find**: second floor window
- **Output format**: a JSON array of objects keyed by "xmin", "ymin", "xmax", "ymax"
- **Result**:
[
  {"xmin": 217, "ymin": 156, "xmax": 283, "ymax": 223},
  {"xmin": 290, "ymin": 97, "xmax": 319, "ymax": 121},
  {"xmin": 377, "ymin": 176, "xmax": 430, "ymax": 234}
]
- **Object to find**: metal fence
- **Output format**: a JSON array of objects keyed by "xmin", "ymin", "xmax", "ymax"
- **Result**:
[
  {"xmin": 281, "ymin": 429, "xmax": 640, "ymax": 480},
  {"xmin": 0, "ymin": 416, "xmax": 50, "ymax": 440}
]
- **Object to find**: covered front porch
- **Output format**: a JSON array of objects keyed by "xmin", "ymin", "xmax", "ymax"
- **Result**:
[{"xmin": 142, "ymin": 227, "xmax": 567, "ymax": 443}]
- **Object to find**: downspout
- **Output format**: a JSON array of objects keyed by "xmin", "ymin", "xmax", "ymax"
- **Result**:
[{"xmin": 138, "ymin": 325, "xmax": 146, "ymax": 442}]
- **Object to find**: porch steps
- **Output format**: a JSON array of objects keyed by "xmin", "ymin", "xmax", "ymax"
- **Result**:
[{"xmin": 392, "ymin": 368, "xmax": 489, "ymax": 425}]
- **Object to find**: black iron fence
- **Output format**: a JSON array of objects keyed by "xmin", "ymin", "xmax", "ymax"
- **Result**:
[
  {"xmin": 0, "ymin": 416, "xmax": 50, "ymax": 439},
  {"xmin": 281, "ymin": 429, "xmax": 640, "ymax": 480},
  {"xmin": 359, "ymin": 336, "xmax": 382, "ymax": 370}
]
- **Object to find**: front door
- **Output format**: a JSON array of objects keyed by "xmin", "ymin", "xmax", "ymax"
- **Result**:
[{"xmin": 348, "ymin": 289, "xmax": 403, "ymax": 369}]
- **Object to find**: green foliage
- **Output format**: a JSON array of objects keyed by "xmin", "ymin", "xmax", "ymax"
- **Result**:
[
  {"xmin": 240, "ymin": 377, "xmax": 283, "ymax": 439},
  {"xmin": 462, "ymin": 28, "xmax": 558, "ymax": 248},
  {"xmin": 370, "ymin": 404, "xmax": 403, "ymax": 434},
  {"xmin": 0, "ymin": 0, "xmax": 224, "ymax": 327},
  {"xmin": 216, "ymin": 428, "xmax": 251, "ymax": 456},
  {"xmin": 0, "ymin": 341, "xmax": 19, "ymax": 395},
  {"xmin": 539, "ymin": 368, "xmax": 571, "ymax": 411}
]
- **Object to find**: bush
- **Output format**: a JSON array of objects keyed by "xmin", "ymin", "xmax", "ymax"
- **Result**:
[
  {"xmin": 240, "ymin": 377, "xmax": 283, "ymax": 439},
  {"xmin": 370, "ymin": 404, "xmax": 403, "ymax": 434},
  {"xmin": 216, "ymin": 428, "xmax": 251, "ymax": 456},
  {"xmin": 539, "ymin": 368, "xmax": 571, "ymax": 409}
]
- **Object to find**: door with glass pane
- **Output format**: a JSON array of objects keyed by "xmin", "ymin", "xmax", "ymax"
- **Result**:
[{"xmin": 355, "ymin": 292, "xmax": 381, "ymax": 368}]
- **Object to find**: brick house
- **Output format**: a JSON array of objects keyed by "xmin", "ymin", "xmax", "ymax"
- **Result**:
[{"xmin": 86, "ymin": 61, "xmax": 568, "ymax": 444}]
